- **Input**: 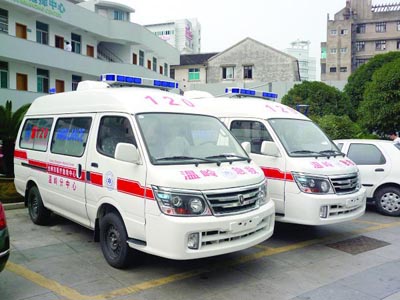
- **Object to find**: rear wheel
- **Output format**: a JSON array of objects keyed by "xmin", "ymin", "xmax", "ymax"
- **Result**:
[
  {"xmin": 100, "ymin": 212, "xmax": 131, "ymax": 269},
  {"xmin": 27, "ymin": 186, "xmax": 51, "ymax": 225},
  {"xmin": 375, "ymin": 186, "xmax": 400, "ymax": 216}
]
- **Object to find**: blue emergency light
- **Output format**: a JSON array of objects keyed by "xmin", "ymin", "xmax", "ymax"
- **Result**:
[
  {"xmin": 225, "ymin": 87, "xmax": 278, "ymax": 100},
  {"xmin": 100, "ymin": 73, "xmax": 178, "ymax": 89}
]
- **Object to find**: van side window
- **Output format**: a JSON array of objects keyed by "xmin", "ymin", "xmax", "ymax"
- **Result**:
[
  {"xmin": 230, "ymin": 120, "xmax": 272, "ymax": 154},
  {"xmin": 20, "ymin": 118, "xmax": 53, "ymax": 151},
  {"xmin": 51, "ymin": 117, "xmax": 92, "ymax": 157},
  {"xmin": 347, "ymin": 143, "xmax": 386, "ymax": 165},
  {"xmin": 97, "ymin": 116, "xmax": 136, "ymax": 158}
]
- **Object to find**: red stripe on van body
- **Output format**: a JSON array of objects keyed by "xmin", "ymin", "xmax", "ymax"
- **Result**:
[
  {"xmin": 90, "ymin": 172, "xmax": 103, "ymax": 186},
  {"xmin": 28, "ymin": 159, "xmax": 48, "ymax": 170},
  {"xmin": 117, "ymin": 178, "xmax": 155, "ymax": 200},
  {"xmin": 14, "ymin": 150, "xmax": 28, "ymax": 160},
  {"xmin": 261, "ymin": 167, "xmax": 294, "ymax": 182}
]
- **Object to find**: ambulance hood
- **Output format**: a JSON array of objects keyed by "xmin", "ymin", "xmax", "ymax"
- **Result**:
[
  {"xmin": 289, "ymin": 157, "xmax": 359, "ymax": 176},
  {"xmin": 148, "ymin": 161, "xmax": 265, "ymax": 190}
]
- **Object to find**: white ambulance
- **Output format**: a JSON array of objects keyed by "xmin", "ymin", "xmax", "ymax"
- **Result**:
[
  {"xmin": 14, "ymin": 76, "xmax": 275, "ymax": 268},
  {"xmin": 186, "ymin": 88, "xmax": 366, "ymax": 225}
]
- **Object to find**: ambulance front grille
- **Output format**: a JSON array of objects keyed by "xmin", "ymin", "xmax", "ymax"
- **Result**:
[
  {"xmin": 330, "ymin": 173, "xmax": 359, "ymax": 194},
  {"xmin": 204, "ymin": 184, "xmax": 261, "ymax": 216}
]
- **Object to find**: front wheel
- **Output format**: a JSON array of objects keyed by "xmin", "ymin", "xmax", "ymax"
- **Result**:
[
  {"xmin": 100, "ymin": 212, "xmax": 131, "ymax": 269},
  {"xmin": 375, "ymin": 186, "xmax": 400, "ymax": 216},
  {"xmin": 27, "ymin": 186, "xmax": 51, "ymax": 225}
]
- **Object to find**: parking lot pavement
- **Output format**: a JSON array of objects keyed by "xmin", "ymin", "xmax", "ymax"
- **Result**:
[{"xmin": 1, "ymin": 207, "xmax": 400, "ymax": 300}]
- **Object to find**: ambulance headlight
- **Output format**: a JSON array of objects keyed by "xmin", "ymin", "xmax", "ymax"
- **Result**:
[
  {"xmin": 258, "ymin": 180, "xmax": 268, "ymax": 205},
  {"xmin": 153, "ymin": 186, "xmax": 212, "ymax": 216},
  {"xmin": 292, "ymin": 173, "xmax": 334, "ymax": 194}
]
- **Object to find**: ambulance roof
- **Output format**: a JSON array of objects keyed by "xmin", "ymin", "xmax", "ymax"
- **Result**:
[
  {"xmin": 26, "ymin": 87, "xmax": 205, "ymax": 116},
  {"xmin": 194, "ymin": 97, "xmax": 310, "ymax": 121}
]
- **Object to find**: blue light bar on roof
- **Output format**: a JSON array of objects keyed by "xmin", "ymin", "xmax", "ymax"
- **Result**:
[
  {"xmin": 225, "ymin": 87, "xmax": 278, "ymax": 100},
  {"xmin": 100, "ymin": 73, "xmax": 178, "ymax": 90}
]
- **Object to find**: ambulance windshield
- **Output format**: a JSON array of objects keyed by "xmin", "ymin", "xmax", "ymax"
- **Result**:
[
  {"xmin": 137, "ymin": 113, "xmax": 249, "ymax": 165},
  {"xmin": 268, "ymin": 118, "xmax": 342, "ymax": 157}
]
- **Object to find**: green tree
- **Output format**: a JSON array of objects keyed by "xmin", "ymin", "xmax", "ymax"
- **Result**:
[
  {"xmin": 357, "ymin": 58, "xmax": 400, "ymax": 136},
  {"xmin": 314, "ymin": 114, "xmax": 362, "ymax": 140},
  {"xmin": 0, "ymin": 101, "xmax": 30, "ymax": 176},
  {"xmin": 281, "ymin": 81, "xmax": 349, "ymax": 119},
  {"xmin": 344, "ymin": 51, "xmax": 400, "ymax": 120}
]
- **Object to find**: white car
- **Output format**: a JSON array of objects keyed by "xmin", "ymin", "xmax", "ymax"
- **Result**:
[{"xmin": 335, "ymin": 139, "xmax": 400, "ymax": 216}]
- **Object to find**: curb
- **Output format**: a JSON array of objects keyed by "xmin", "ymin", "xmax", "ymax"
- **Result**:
[{"xmin": 3, "ymin": 202, "xmax": 25, "ymax": 210}]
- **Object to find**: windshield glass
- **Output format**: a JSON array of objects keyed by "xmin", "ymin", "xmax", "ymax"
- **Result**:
[
  {"xmin": 268, "ymin": 118, "xmax": 341, "ymax": 157},
  {"xmin": 137, "ymin": 113, "xmax": 248, "ymax": 165}
]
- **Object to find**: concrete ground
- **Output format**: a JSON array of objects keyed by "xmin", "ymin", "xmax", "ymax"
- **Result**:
[{"xmin": 1, "ymin": 206, "xmax": 400, "ymax": 300}]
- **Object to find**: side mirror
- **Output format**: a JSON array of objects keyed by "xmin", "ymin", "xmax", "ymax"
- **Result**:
[
  {"xmin": 260, "ymin": 141, "xmax": 281, "ymax": 157},
  {"xmin": 115, "ymin": 143, "xmax": 140, "ymax": 164},
  {"xmin": 241, "ymin": 142, "xmax": 251, "ymax": 153}
]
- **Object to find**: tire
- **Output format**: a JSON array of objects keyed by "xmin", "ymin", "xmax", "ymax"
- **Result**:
[
  {"xmin": 27, "ymin": 186, "xmax": 51, "ymax": 225},
  {"xmin": 375, "ymin": 186, "xmax": 400, "ymax": 216},
  {"xmin": 100, "ymin": 212, "xmax": 131, "ymax": 269}
]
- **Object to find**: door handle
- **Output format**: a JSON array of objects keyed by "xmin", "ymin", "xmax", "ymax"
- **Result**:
[
  {"xmin": 375, "ymin": 168, "xmax": 384, "ymax": 172},
  {"xmin": 91, "ymin": 162, "xmax": 98, "ymax": 168},
  {"xmin": 77, "ymin": 164, "xmax": 82, "ymax": 179}
]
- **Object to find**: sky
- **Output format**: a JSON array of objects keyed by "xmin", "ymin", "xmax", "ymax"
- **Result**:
[{"xmin": 128, "ymin": 0, "xmax": 389, "ymax": 60}]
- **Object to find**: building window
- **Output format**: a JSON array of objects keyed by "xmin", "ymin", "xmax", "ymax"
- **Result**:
[
  {"xmin": 340, "ymin": 29, "xmax": 348, "ymax": 35},
  {"xmin": 132, "ymin": 53, "xmax": 137, "ymax": 65},
  {"xmin": 188, "ymin": 68, "xmax": 200, "ymax": 81},
  {"xmin": 72, "ymin": 75, "xmax": 82, "ymax": 91},
  {"xmin": 375, "ymin": 40, "xmax": 386, "ymax": 51},
  {"xmin": 329, "ymin": 67, "xmax": 337, "ymax": 73},
  {"xmin": 356, "ymin": 24, "xmax": 366, "ymax": 34},
  {"xmin": 356, "ymin": 41, "xmax": 365, "ymax": 52},
  {"xmin": 330, "ymin": 29, "xmax": 337, "ymax": 35},
  {"xmin": 340, "ymin": 67, "xmax": 347, "ymax": 72},
  {"xmin": 113, "ymin": 10, "xmax": 125, "ymax": 21},
  {"xmin": 222, "ymin": 66, "xmax": 234, "ymax": 79},
  {"xmin": 340, "ymin": 47, "xmax": 347, "ymax": 54},
  {"xmin": 164, "ymin": 63, "xmax": 168, "ymax": 77},
  {"xmin": 356, "ymin": 58, "xmax": 369, "ymax": 67},
  {"xmin": 0, "ymin": 61, "xmax": 8, "ymax": 88},
  {"xmin": 0, "ymin": 8, "xmax": 8, "ymax": 33},
  {"xmin": 36, "ymin": 21, "xmax": 48, "ymax": 45},
  {"xmin": 37, "ymin": 69, "xmax": 49, "ymax": 93},
  {"xmin": 139, "ymin": 50, "xmax": 144, "ymax": 67},
  {"xmin": 152, "ymin": 57, "xmax": 157, "ymax": 72},
  {"xmin": 376, "ymin": 22, "xmax": 386, "ymax": 32},
  {"xmin": 159, "ymin": 65, "xmax": 163, "ymax": 75},
  {"xmin": 71, "ymin": 33, "xmax": 81, "ymax": 54},
  {"xmin": 170, "ymin": 68, "xmax": 175, "ymax": 79},
  {"xmin": 397, "ymin": 21, "xmax": 400, "ymax": 31},
  {"xmin": 243, "ymin": 65, "xmax": 253, "ymax": 79},
  {"xmin": 330, "ymin": 48, "xmax": 337, "ymax": 54},
  {"xmin": 147, "ymin": 59, "xmax": 151, "ymax": 69},
  {"xmin": 397, "ymin": 41, "xmax": 400, "ymax": 49}
]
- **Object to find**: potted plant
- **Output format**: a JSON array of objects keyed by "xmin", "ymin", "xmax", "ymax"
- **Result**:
[{"xmin": 0, "ymin": 100, "xmax": 30, "ymax": 203}]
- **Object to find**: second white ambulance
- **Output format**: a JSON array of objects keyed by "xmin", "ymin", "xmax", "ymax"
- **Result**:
[{"xmin": 186, "ymin": 88, "xmax": 366, "ymax": 225}]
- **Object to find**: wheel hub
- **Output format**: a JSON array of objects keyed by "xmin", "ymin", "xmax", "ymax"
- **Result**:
[{"xmin": 381, "ymin": 192, "xmax": 400, "ymax": 212}]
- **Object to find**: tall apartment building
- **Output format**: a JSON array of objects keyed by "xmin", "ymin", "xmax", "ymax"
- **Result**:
[
  {"xmin": 0, "ymin": 0, "xmax": 179, "ymax": 108},
  {"xmin": 285, "ymin": 40, "xmax": 316, "ymax": 81},
  {"xmin": 321, "ymin": 0, "xmax": 400, "ymax": 81},
  {"xmin": 145, "ymin": 19, "xmax": 201, "ymax": 54}
]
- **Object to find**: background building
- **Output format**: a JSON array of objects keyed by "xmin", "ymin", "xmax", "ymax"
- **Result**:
[
  {"xmin": 322, "ymin": 0, "xmax": 400, "ymax": 81},
  {"xmin": 0, "ymin": 0, "xmax": 179, "ymax": 109},
  {"xmin": 145, "ymin": 19, "xmax": 201, "ymax": 54},
  {"xmin": 285, "ymin": 40, "xmax": 317, "ymax": 81}
]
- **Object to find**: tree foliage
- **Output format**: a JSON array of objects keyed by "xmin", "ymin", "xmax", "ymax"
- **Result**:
[
  {"xmin": 314, "ymin": 114, "xmax": 362, "ymax": 140},
  {"xmin": 0, "ymin": 101, "xmax": 30, "ymax": 176},
  {"xmin": 358, "ymin": 58, "xmax": 400, "ymax": 136},
  {"xmin": 281, "ymin": 81, "xmax": 349, "ymax": 119},
  {"xmin": 344, "ymin": 51, "xmax": 400, "ymax": 120}
]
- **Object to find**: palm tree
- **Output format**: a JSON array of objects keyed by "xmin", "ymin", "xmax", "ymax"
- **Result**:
[{"xmin": 0, "ymin": 101, "xmax": 30, "ymax": 177}]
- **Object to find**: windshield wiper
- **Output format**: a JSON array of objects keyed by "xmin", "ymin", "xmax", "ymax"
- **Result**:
[
  {"xmin": 155, "ymin": 156, "xmax": 220, "ymax": 166},
  {"xmin": 290, "ymin": 150, "xmax": 319, "ymax": 155},
  {"xmin": 206, "ymin": 154, "xmax": 251, "ymax": 164},
  {"xmin": 318, "ymin": 150, "xmax": 345, "ymax": 157}
]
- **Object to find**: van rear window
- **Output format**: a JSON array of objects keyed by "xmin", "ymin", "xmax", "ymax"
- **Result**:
[
  {"xmin": 51, "ymin": 117, "xmax": 92, "ymax": 157},
  {"xmin": 20, "ymin": 118, "xmax": 53, "ymax": 151}
]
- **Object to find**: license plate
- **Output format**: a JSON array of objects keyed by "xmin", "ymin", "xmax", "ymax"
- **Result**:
[
  {"xmin": 230, "ymin": 216, "xmax": 260, "ymax": 233},
  {"xmin": 346, "ymin": 197, "xmax": 361, "ymax": 208}
]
